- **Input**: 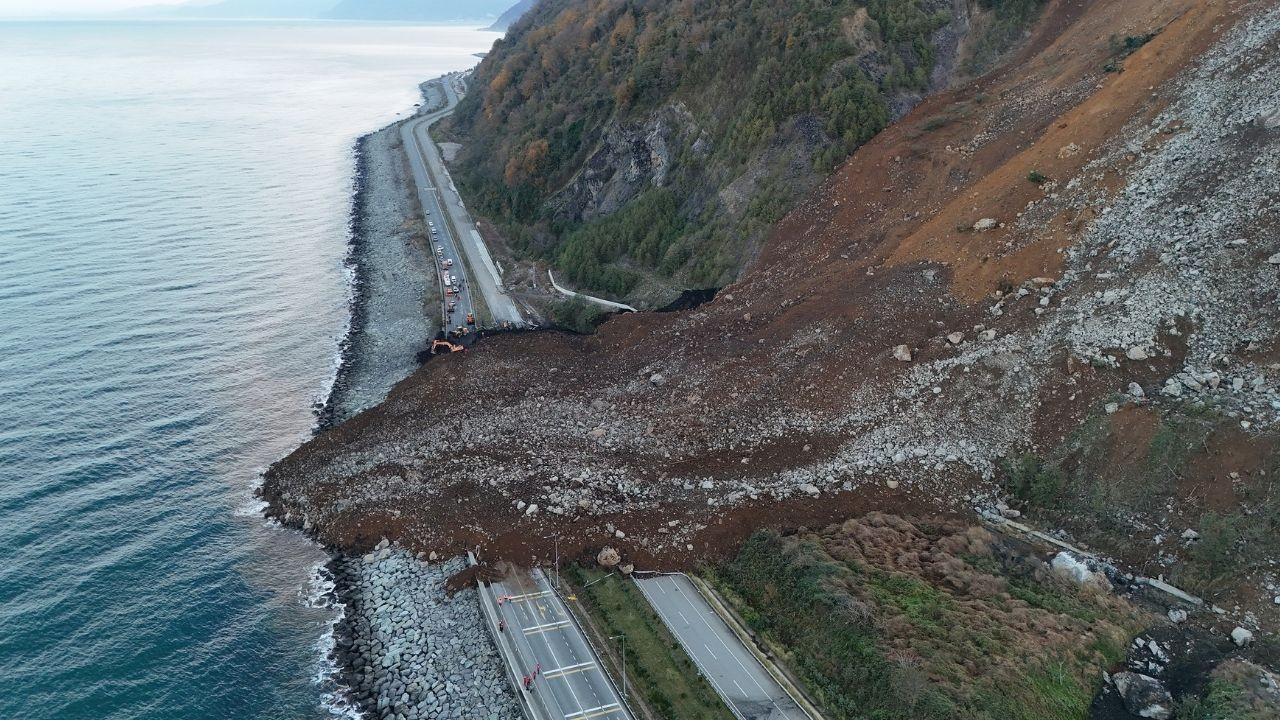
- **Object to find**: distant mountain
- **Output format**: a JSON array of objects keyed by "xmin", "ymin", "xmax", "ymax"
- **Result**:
[
  {"xmin": 487, "ymin": 0, "xmax": 535, "ymax": 31},
  {"xmin": 325, "ymin": 0, "xmax": 516, "ymax": 22},
  {"xmin": 138, "ymin": 0, "xmax": 335, "ymax": 18}
]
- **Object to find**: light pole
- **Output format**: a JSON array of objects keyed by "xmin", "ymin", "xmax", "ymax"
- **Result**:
[
  {"xmin": 554, "ymin": 535, "xmax": 560, "ymax": 589},
  {"xmin": 609, "ymin": 634, "xmax": 627, "ymax": 699}
]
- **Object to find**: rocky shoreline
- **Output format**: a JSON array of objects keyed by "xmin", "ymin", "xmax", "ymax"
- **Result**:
[
  {"xmin": 305, "ymin": 79, "xmax": 519, "ymax": 719},
  {"xmin": 328, "ymin": 547, "xmax": 519, "ymax": 720},
  {"xmin": 317, "ymin": 119, "xmax": 439, "ymax": 430}
]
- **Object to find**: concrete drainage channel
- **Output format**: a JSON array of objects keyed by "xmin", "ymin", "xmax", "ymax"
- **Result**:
[{"xmin": 976, "ymin": 510, "xmax": 1213, "ymax": 611}]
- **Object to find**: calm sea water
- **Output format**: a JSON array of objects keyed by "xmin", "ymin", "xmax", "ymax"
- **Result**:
[{"xmin": 0, "ymin": 21, "xmax": 495, "ymax": 719}]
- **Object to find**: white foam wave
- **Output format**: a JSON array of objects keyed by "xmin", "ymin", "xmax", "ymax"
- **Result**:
[{"xmin": 303, "ymin": 560, "xmax": 362, "ymax": 719}]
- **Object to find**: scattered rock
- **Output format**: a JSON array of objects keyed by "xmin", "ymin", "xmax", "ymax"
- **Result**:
[
  {"xmin": 1268, "ymin": 252, "xmax": 1280, "ymax": 265},
  {"xmin": 1181, "ymin": 528, "xmax": 1200, "ymax": 542},
  {"xmin": 1050, "ymin": 552, "xmax": 1111, "ymax": 592},
  {"xmin": 799, "ymin": 483, "xmax": 820, "ymax": 497},
  {"xmin": 1167, "ymin": 609, "xmax": 1187, "ymax": 623},
  {"xmin": 619, "ymin": 563, "xmax": 634, "ymax": 575},
  {"xmin": 1128, "ymin": 382, "xmax": 1145, "ymax": 398},
  {"xmin": 1231, "ymin": 627, "xmax": 1254, "ymax": 647},
  {"xmin": 886, "ymin": 479, "xmax": 900, "ymax": 489},
  {"xmin": 947, "ymin": 332, "xmax": 965, "ymax": 345},
  {"xmin": 1113, "ymin": 672, "xmax": 1173, "ymax": 720},
  {"xmin": 649, "ymin": 372, "xmax": 667, "ymax": 386},
  {"xmin": 1127, "ymin": 346, "xmax": 1150, "ymax": 361},
  {"xmin": 597, "ymin": 546, "xmax": 621, "ymax": 568},
  {"xmin": 973, "ymin": 218, "xmax": 998, "ymax": 231},
  {"xmin": 893, "ymin": 344, "xmax": 913, "ymax": 362}
]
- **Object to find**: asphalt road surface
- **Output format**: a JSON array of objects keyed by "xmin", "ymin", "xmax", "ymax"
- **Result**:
[
  {"xmin": 398, "ymin": 92, "xmax": 475, "ymax": 337},
  {"xmin": 482, "ymin": 567, "xmax": 631, "ymax": 720},
  {"xmin": 401, "ymin": 76, "xmax": 524, "ymax": 328},
  {"xmin": 634, "ymin": 574, "xmax": 810, "ymax": 720}
]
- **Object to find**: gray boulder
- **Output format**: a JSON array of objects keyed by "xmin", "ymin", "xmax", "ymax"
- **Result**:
[{"xmin": 1113, "ymin": 672, "xmax": 1173, "ymax": 720}]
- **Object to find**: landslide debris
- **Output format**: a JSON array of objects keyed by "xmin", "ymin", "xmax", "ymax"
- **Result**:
[{"xmin": 264, "ymin": 0, "xmax": 1280, "ymax": 646}]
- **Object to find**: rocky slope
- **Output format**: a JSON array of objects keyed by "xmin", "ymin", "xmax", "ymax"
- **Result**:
[
  {"xmin": 441, "ymin": 0, "xmax": 1046, "ymax": 300},
  {"xmin": 266, "ymin": 0, "xmax": 1280, "ymax": 669}
]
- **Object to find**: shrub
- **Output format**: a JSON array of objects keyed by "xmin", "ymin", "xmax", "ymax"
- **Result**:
[{"xmin": 1002, "ymin": 453, "xmax": 1065, "ymax": 508}]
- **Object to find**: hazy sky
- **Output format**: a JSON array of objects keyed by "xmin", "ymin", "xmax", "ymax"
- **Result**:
[{"xmin": 0, "ymin": 0, "xmax": 189, "ymax": 16}]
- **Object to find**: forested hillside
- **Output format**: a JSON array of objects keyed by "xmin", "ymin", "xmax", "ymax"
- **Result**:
[{"xmin": 444, "ymin": 0, "xmax": 1045, "ymax": 299}]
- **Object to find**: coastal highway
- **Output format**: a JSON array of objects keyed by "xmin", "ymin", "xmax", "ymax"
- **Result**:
[
  {"xmin": 401, "ymin": 75, "xmax": 524, "ymax": 328},
  {"xmin": 399, "ymin": 110, "xmax": 475, "ymax": 337},
  {"xmin": 635, "ymin": 574, "xmax": 811, "ymax": 720},
  {"xmin": 480, "ymin": 566, "xmax": 632, "ymax": 720}
]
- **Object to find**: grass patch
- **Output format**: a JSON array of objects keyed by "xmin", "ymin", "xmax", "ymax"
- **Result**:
[
  {"xmin": 711, "ymin": 523, "xmax": 1147, "ymax": 719},
  {"xmin": 566, "ymin": 567, "xmax": 733, "ymax": 720}
]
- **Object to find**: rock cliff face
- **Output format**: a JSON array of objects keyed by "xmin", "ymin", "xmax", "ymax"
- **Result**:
[
  {"xmin": 548, "ymin": 102, "xmax": 698, "ymax": 222},
  {"xmin": 267, "ymin": 0, "xmax": 1280, "ymax": 646}
]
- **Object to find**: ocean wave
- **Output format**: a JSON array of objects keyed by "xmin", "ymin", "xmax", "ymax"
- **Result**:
[{"xmin": 305, "ymin": 561, "xmax": 362, "ymax": 720}]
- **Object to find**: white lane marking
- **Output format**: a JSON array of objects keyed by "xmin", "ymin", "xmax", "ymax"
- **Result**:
[
  {"xmin": 677, "ymin": 610, "xmax": 690, "ymax": 626},
  {"xmin": 564, "ymin": 702, "xmax": 620, "ymax": 719},
  {"xmin": 544, "ymin": 661, "xmax": 596, "ymax": 679},
  {"xmin": 508, "ymin": 590, "xmax": 553, "ymax": 602},
  {"xmin": 524, "ymin": 620, "xmax": 570, "ymax": 635},
  {"xmin": 703, "ymin": 643, "xmax": 718, "ymax": 661}
]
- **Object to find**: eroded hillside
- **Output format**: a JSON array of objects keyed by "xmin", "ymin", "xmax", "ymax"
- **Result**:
[
  {"xmin": 442, "ymin": 0, "xmax": 1048, "ymax": 300},
  {"xmin": 266, "ymin": 0, "xmax": 1280, "ymax": 638}
]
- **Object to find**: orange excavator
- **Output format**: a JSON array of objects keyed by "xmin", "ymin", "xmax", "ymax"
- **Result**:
[{"xmin": 431, "ymin": 339, "xmax": 466, "ymax": 354}]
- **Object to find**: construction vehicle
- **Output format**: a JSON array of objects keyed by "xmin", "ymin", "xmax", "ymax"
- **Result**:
[
  {"xmin": 431, "ymin": 339, "xmax": 465, "ymax": 354},
  {"xmin": 466, "ymin": 312, "xmax": 475, "ymax": 325},
  {"xmin": 451, "ymin": 325, "xmax": 469, "ymax": 338}
]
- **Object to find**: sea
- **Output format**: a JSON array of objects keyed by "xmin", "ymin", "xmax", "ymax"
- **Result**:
[{"xmin": 0, "ymin": 20, "xmax": 496, "ymax": 719}]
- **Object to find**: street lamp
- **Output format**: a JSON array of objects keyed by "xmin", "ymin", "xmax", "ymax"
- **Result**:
[{"xmin": 609, "ymin": 634, "xmax": 627, "ymax": 699}]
